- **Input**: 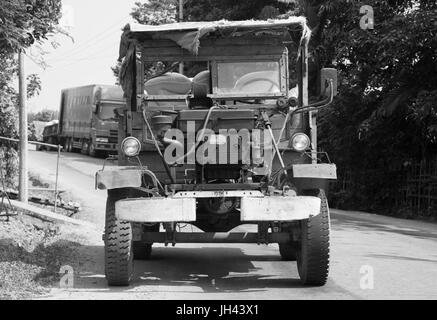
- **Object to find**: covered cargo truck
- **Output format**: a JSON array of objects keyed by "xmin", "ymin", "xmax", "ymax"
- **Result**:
[{"xmin": 58, "ymin": 85, "xmax": 125, "ymax": 156}]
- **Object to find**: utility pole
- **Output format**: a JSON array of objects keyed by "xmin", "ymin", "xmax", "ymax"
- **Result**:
[
  {"xmin": 18, "ymin": 51, "xmax": 28, "ymax": 203},
  {"xmin": 179, "ymin": 0, "xmax": 184, "ymax": 75}
]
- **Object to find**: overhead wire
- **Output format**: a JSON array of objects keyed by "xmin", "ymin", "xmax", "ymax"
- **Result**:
[{"xmin": 50, "ymin": 14, "xmax": 131, "ymax": 62}]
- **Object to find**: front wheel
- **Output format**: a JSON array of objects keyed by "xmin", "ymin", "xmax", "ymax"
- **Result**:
[
  {"xmin": 104, "ymin": 191, "xmax": 133, "ymax": 286},
  {"xmin": 296, "ymin": 189, "xmax": 330, "ymax": 286}
]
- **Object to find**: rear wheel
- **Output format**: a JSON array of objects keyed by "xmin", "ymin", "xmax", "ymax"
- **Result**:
[
  {"xmin": 104, "ymin": 191, "xmax": 133, "ymax": 286},
  {"xmin": 66, "ymin": 138, "xmax": 72, "ymax": 152},
  {"xmin": 88, "ymin": 141, "xmax": 96, "ymax": 157},
  {"xmin": 47, "ymin": 137, "xmax": 54, "ymax": 151},
  {"xmin": 81, "ymin": 140, "xmax": 88, "ymax": 154},
  {"xmin": 296, "ymin": 189, "xmax": 330, "ymax": 286}
]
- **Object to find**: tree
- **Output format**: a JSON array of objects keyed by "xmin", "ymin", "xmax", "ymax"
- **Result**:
[
  {"xmin": 311, "ymin": 1, "xmax": 437, "ymax": 212},
  {"xmin": 131, "ymin": 0, "xmax": 177, "ymax": 25},
  {"xmin": 0, "ymin": 0, "xmax": 62, "ymax": 187},
  {"xmin": 0, "ymin": 0, "xmax": 62, "ymax": 55},
  {"xmin": 183, "ymin": 0, "xmax": 295, "ymax": 21}
]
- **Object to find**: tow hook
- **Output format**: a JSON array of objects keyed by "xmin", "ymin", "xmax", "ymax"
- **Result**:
[
  {"xmin": 164, "ymin": 222, "xmax": 176, "ymax": 247},
  {"xmin": 257, "ymin": 222, "xmax": 269, "ymax": 245}
]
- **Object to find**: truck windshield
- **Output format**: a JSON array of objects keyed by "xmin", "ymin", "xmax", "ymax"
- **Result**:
[
  {"xmin": 98, "ymin": 103, "xmax": 119, "ymax": 120},
  {"xmin": 216, "ymin": 61, "xmax": 280, "ymax": 95}
]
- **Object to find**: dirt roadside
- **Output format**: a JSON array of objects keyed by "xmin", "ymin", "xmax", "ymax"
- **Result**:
[
  {"xmin": 0, "ymin": 152, "xmax": 103, "ymax": 300},
  {"xmin": 0, "ymin": 210, "xmax": 98, "ymax": 299}
]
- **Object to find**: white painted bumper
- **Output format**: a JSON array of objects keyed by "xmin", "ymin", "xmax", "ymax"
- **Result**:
[
  {"xmin": 115, "ymin": 194, "xmax": 321, "ymax": 223},
  {"xmin": 240, "ymin": 196, "xmax": 321, "ymax": 221},
  {"xmin": 115, "ymin": 197, "xmax": 196, "ymax": 222}
]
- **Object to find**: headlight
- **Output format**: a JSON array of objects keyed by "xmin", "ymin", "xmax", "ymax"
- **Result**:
[
  {"xmin": 96, "ymin": 137, "xmax": 108, "ymax": 143},
  {"xmin": 121, "ymin": 137, "xmax": 141, "ymax": 157},
  {"xmin": 291, "ymin": 133, "xmax": 310, "ymax": 151}
]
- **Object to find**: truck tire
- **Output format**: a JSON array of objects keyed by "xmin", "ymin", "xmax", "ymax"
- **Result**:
[
  {"xmin": 88, "ymin": 142, "xmax": 96, "ymax": 157},
  {"xmin": 133, "ymin": 242, "xmax": 152, "ymax": 260},
  {"xmin": 47, "ymin": 137, "xmax": 54, "ymax": 151},
  {"xmin": 81, "ymin": 140, "xmax": 88, "ymax": 154},
  {"xmin": 104, "ymin": 192, "xmax": 133, "ymax": 286},
  {"xmin": 279, "ymin": 243, "xmax": 297, "ymax": 261},
  {"xmin": 296, "ymin": 189, "xmax": 330, "ymax": 286},
  {"xmin": 66, "ymin": 138, "xmax": 72, "ymax": 152}
]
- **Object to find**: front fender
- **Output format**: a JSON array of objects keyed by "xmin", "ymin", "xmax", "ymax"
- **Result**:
[
  {"xmin": 292, "ymin": 163, "xmax": 337, "ymax": 180},
  {"xmin": 95, "ymin": 166, "xmax": 144, "ymax": 190}
]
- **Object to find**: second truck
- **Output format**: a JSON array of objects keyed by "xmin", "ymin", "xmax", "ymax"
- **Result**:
[{"xmin": 58, "ymin": 84, "xmax": 125, "ymax": 156}]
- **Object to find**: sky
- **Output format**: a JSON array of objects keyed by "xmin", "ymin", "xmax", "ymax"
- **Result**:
[{"xmin": 25, "ymin": 0, "xmax": 139, "ymax": 112}]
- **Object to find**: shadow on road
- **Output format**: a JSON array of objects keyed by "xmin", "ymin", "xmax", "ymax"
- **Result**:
[
  {"xmin": 34, "ymin": 241, "xmax": 306, "ymax": 294},
  {"xmin": 131, "ymin": 247, "xmax": 303, "ymax": 293}
]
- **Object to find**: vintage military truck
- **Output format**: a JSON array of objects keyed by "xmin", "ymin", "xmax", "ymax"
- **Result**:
[{"xmin": 96, "ymin": 17, "xmax": 337, "ymax": 286}]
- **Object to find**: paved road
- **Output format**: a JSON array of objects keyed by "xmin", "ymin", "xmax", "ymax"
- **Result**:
[{"xmin": 29, "ymin": 149, "xmax": 437, "ymax": 300}]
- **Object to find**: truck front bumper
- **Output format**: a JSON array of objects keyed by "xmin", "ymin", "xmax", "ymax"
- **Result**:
[
  {"xmin": 114, "ymin": 191, "xmax": 321, "ymax": 223},
  {"xmin": 99, "ymin": 163, "xmax": 335, "ymax": 223}
]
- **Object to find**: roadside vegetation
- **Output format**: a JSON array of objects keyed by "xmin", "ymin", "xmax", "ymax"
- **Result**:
[{"xmin": 0, "ymin": 0, "xmax": 63, "ymax": 188}]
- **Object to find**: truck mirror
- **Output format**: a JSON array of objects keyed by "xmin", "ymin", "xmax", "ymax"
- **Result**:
[{"xmin": 320, "ymin": 68, "xmax": 338, "ymax": 97}]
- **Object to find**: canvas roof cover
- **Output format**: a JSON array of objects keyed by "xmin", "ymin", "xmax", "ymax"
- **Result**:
[{"xmin": 119, "ymin": 17, "xmax": 311, "ymax": 58}]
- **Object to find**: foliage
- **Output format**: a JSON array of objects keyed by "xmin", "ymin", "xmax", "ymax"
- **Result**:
[
  {"xmin": 131, "ymin": 0, "xmax": 177, "ymax": 25},
  {"xmin": 0, "ymin": 0, "xmax": 62, "ymax": 188},
  {"xmin": 314, "ymin": 0, "xmax": 437, "ymax": 213},
  {"xmin": 28, "ymin": 109, "xmax": 58, "ymax": 123},
  {"xmin": 183, "ymin": 0, "xmax": 295, "ymax": 21},
  {"xmin": 0, "ymin": 0, "xmax": 62, "ymax": 55}
]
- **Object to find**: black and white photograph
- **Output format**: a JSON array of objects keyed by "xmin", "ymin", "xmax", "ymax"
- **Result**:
[{"xmin": 0, "ymin": 0, "xmax": 436, "ymax": 304}]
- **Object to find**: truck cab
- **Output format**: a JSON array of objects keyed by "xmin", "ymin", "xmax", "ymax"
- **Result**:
[{"xmin": 97, "ymin": 17, "xmax": 337, "ymax": 286}]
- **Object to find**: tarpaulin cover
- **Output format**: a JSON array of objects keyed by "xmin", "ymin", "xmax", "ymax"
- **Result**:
[{"xmin": 121, "ymin": 17, "xmax": 310, "ymax": 56}]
